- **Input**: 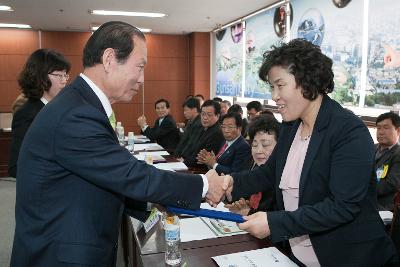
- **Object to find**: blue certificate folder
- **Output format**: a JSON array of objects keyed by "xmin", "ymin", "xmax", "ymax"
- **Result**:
[{"xmin": 166, "ymin": 206, "xmax": 245, "ymax": 223}]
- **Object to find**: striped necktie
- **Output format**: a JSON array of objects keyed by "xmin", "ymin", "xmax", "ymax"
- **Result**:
[{"xmin": 109, "ymin": 111, "xmax": 116, "ymax": 130}]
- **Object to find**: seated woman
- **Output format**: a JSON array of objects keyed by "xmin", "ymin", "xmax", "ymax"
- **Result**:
[{"xmin": 225, "ymin": 114, "xmax": 280, "ymax": 215}]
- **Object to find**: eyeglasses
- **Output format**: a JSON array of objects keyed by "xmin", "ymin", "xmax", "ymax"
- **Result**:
[
  {"xmin": 221, "ymin": 125, "xmax": 237, "ymax": 131},
  {"xmin": 49, "ymin": 73, "xmax": 69, "ymax": 81},
  {"xmin": 201, "ymin": 112, "xmax": 216, "ymax": 118}
]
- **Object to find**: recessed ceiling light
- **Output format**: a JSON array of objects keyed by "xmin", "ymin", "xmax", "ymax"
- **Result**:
[
  {"xmin": 0, "ymin": 23, "xmax": 31, "ymax": 29},
  {"xmin": 90, "ymin": 10, "xmax": 166, "ymax": 18},
  {"xmin": 91, "ymin": 26, "xmax": 152, "ymax": 33},
  {"xmin": 0, "ymin": 5, "xmax": 13, "ymax": 11}
]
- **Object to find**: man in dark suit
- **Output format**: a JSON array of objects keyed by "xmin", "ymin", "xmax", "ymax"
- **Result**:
[
  {"xmin": 137, "ymin": 98, "xmax": 180, "ymax": 151},
  {"xmin": 197, "ymin": 112, "xmax": 251, "ymax": 174},
  {"xmin": 11, "ymin": 21, "xmax": 225, "ymax": 267},
  {"xmin": 375, "ymin": 112, "xmax": 400, "ymax": 211},
  {"xmin": 174, "ymin": 97, "xmax": 202, "ymax": 157},
  {"xmin": 181, "ymin": 100, "xmax": 225, "ymax": 168}
]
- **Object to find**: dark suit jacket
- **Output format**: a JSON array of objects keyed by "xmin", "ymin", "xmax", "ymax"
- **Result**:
[
  {"xmin": 375, "ymin": 143, "xmax": 400, "ymax": 211},
  {"xmin": 8, "ymin": 98, "xmax": 44, "ymax": 177},
  {"xmin": 174, "ymin": 115, "xmax": 202, "ymax": 157},
  {"xmin": 215, "ymin": 135, "xmax": 251, "ymax": 174},
  {"xmin": 141, "ymin": 114, "xmax": 180, "ymax": 150},
  {"xmin": 11, "ymin": 77, "xmax": 203, "ymax": 267},
  {"xmin": 183, "ymin": 123, "xmax": 224, "ymax": 167},
  {"xmin": 231, "ymin": 96, "xmax": 397, "ymax": 267}
]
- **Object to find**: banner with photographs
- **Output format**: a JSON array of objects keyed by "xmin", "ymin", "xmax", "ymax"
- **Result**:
[
  {"xmin": 290, "ymin": 0, "xmax": 364, "ymax": 106},
  {"xmin": 244, "ymin": 5, "xmax": 291, "ymax": 99},
  {"xmin": 366, "ymin": 0, "xmax": 400, "ymax": 108},
  {"xmin": 215, "ymin": 22, "xmax": 244, "ymax": 97}
]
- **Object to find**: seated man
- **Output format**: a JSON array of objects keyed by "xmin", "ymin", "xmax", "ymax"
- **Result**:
[
  {"xmin": 138, "ymin": 98, "xmax": 180, "ymax": 151},
  {"xmin": 197, "ymin": 112, "xmax": 251, "ymax": 174},
  {"xmin": 228, "ymin": 104, "xmax": 248, "ymax": 137},
  {"xmin": 180, "ymin": 100, "xmax": 224, "ymax": 168},
  {"xmin": 375, "ymin": 112, "xmax": 400, "ymax": 211},
  {"xmin": 174, "ymin": 97, "xmax": 203, "ymax": 157}
]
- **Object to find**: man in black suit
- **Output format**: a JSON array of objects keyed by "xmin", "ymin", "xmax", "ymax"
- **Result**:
[
  {"xmin": 11, "ymin": 21, "xmax": 226, "ymax": 267},
  {"xmin": 137, "ymin": 98, "xmax": 180, "ymax": 151},
  {"xmin": 174, "ymin": 97, "xmax": 202, "ymax": 157},
  {"xmin": 181, "ymin": 100, "xmax": 224, "ymax": 167},
  {"xmin": 197, "ymin": 112, "xmax": 251, "ymax": 174},
  {"xmin": 375, "ymin": 112, "xmax": 400, "ymax": 211}
]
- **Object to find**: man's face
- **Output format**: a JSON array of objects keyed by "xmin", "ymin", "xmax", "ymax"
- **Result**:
[
  {"xmin": 247, "ymin": 108, "xmax": 260, "ymax": 121},
  {"xmin": 183, "ymin": 106, "xmax": 197, "ymax": 121},
  {"xmin": 155, "ymin": 102, "xmax": 169, "ymax": 118},
  {"xmin": 221, "ymin": 117, "xmax": 241, "ymax": 141},
  {"xmin": 231, "ymin": 23, "xmax": 243, "ymax": 43},
  {"xmin": 201, "ymin": 105, "xmax": 219, "ymax": 128},
  {"xmin": 220, "ymin": 102, "xmax": 230, "ymax": 116},
  {"xmin": 105, "ymin": 37, "xmax": 147, "ymax": 104},
  {"xmin": 377, "ymin": 118, "xmax": 400, "ymax": 148}
]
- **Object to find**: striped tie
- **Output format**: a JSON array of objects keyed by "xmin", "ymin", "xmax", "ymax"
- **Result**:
[{"xmin": 109, "ymin": 111, "xmax": 116, "ymax": 130}]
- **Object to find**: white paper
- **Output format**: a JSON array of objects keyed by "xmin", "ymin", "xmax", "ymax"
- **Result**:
[
  {"xmin": 212, "ymin": 247, "xmax": 298, "ymax": 267},
  {"xmin": 133, "ymin": 143, "xmax": 164, "ymax": 152},
  {"xmin": 138, "ymin": 151, "xmax": 170, "ymax": 156},
  {"xmin": 201, "ymin": 217, "xmax": 246, "ymax": 237},
  {"xmin": 133, "ymin": 154, "xmax": 166, "ymax": 162},
  {"xmin": 154, "ymin": 162, "xmax": 188, "ymax": 171},
  {"xmin": 200, "ymin": 202, "xmax": 230, "ymax": 212},
  {"xmin": 153, "ymin": 164, "xmax": 175, "ymax": 172},
  {"xmin": 180, "ymin": 217, "xmax": 217, "ymax": 242}
]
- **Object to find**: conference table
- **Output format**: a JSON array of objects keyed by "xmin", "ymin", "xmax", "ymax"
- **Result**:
[{"xmin": 121, "ymin": 139, "xmax": 282, "ymax": 267}]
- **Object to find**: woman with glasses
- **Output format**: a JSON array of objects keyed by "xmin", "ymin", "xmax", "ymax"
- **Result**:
[{"xmin": 8, "ymin": 49, "xmax": 70, "ymax": 178}]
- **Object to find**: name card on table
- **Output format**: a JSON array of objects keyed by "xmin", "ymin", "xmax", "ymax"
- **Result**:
[{"xmin": 143, "ymin": 207, "xmax": 161, "ymax": 233}]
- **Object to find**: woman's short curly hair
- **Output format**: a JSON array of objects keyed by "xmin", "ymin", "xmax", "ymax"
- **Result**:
[
  {"xmin": 248, "ymin": 114, "xmax": 281, "ymax": 142},
  {"xmin": 18, "ymin": 49, "xmax": 71, "ymax": 100},
  {"xmin": 258, "ymin": 39, "xmax": 334, "ymax": 100}
]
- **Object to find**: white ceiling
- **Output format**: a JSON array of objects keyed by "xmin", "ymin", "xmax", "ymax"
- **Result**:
[{"xmin": 0, "ymin": 0, "xmax": 278, "ymax": 34}]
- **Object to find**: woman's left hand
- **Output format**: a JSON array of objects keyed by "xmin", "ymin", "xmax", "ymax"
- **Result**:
[{"xmin": 238, "ymin": 211, "xmax": 270, "ymax": 239}]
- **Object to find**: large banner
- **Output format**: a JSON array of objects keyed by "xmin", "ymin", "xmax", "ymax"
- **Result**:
[
  {"xmin": 366, "ymin": 0, "xmax": 400, "ymax": 108},
  {"xmin": 290, "ymin": 0, "xmax": 364, "ymax": 106},
  {"xmin": 215, "ymin": 23, "xmax": 243, "ymax": 97},
  {"xmin": 244, "ymin": 5, "xmax": 290, "ymax": 99}
]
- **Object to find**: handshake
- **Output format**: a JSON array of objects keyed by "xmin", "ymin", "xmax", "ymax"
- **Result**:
[{"xmin": 204, "ymin": 169, "xmax": 234, "ymax": 207}]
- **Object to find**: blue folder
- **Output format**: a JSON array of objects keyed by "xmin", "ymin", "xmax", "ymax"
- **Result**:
[{"xmin": 166, "ymin": 206, "xmax": 245, "ymax": 223}]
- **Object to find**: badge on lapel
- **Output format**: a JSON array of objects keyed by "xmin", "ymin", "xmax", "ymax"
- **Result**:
[{"xmin": 376, "ymin": 164, "xmax": 389, "ymax": 182}]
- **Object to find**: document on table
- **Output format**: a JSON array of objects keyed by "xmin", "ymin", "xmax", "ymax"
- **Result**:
[
  {"xmin": 138, "ymin": 150, "xmax": 169, "ymax": 156},
  {"xmin": 133, "ymin": 154, "xmax": 166, "ymax": 162},
  {"xmin": 133, "ymin": 143, "xmax": 164, "ymax": 152},
  {"xmin": 154, "ymin": 162, "xmax": 188, "ymax": 171},
  {"xmin": 212, "ymin": 247, "xmax": 298, "ymax": 267}
]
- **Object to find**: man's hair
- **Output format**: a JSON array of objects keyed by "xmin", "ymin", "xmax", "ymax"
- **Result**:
[
  {"xmin": 182, "ymin": 97, "xmax": 200, "ymax": 112},
  {"xmin": 195, "ymin": 94, "xmax": 204, "ymax": 100},
  {"xmin": 228, "ymin": 104, "xmax": 243, "ymax": 115},
  {"xmin": 248, "ymin": 115, "xmax": 281, "ymax": 142},
  {"xmin": 19, "ymin": 49, "xmax": 71, "ymax": 100},
  {"xmin": 155, "ymin": 98, "xmax": 170, "ymax": 109},
  {"xmin": 201, "ymin": 100, "xmax": 221, "ymax": 115},
  {"xmin": 246, "ymin": 101, "xmax": 263, "ymax": 112},
  {"xmin": 221, "ymin": 100, "xmax": 232, "ymax": 107},
  {"xmin": 213, "ymin": 97, "xmax": 223, "ymax": 103},
  {"xmin": 259, "ymin": 38, "xmax": 334, "ymax": 101},
  {"xmin": 83, "ymin": 21, "xmax": 146, "ymax": 68},
  {"xmin": 376, "ymin": 112, "xmax": 400, "ymax": 128},
  {"xmin": 221, "ymin": 112, "xmax": 242, "ymax": 128}
]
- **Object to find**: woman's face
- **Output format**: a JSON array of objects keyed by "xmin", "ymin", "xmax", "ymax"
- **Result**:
[
  {"xmin": 47, "ymin": 70, "xmax": 69, "ymax": 100},
  {"xmin": 251, "ymin": 131, "xmax": 277, "ymax": 166},
  {"xmin": 268, "ymin": 66, "xmax": 311, "ymax": 122}
]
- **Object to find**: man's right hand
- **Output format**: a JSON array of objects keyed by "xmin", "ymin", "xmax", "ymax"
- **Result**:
[{"xmin": 204, "ymin": 170, "xmax": 234, "ymax": 206}]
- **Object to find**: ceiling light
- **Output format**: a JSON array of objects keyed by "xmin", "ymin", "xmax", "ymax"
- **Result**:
[
  {"xmin": 0, "ymin": 5, "xmax": 13, "ymax": 11},
  {"xmin": 0, "ymin": 23, "xmax": 31, "ymax": 29},
  {"xmin": 90, "ymin": 10, "xmax": 166, "ymax": 18},
  {"xmin": 91, "ymin": 26, "xmax": 152, "ymax": 33}
]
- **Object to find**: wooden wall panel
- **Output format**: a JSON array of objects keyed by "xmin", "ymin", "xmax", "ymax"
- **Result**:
[
  {"xmin": 41, "ymin": 31, "xmax": 91, "ymax": 55},
  {"xmin": 0, "ymin": 29, "xmax": 38, "ymax": 54},
  {"xmin": 145, "ymin": 57, "xmax": 188, "ymax": 81},
  {"xmin": 146, "ymin": 34, "xmax": 188, "ymax": 58},
  {"xmin": 188, "ymin": 33, "xmax": 210, "ymax": 98},
  {"xmin": 0, "ymin": 81, "xmax": 21, "ymax": 112}
]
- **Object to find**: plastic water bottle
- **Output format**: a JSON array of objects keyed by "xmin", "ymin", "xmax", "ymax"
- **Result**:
[
  {"xmin": 164, "ymin": 213, "xmax": 182, "ymax": 266},
  {"xmin": 127, "ymin": 131, "xmax": 135, "ymax": 152},
  {"xmin": 116, "ymin": 122, "xmax": 125, "ymax": 146}
]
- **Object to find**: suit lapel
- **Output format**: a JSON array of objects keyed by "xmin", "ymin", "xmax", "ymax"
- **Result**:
[
  {"xmin": 376, "ymin": 143, "xmax": 400, "ymax": 166},
  {"xmin": 299, "ymin": 96, "xmax": 331, "ymax": 200}
]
